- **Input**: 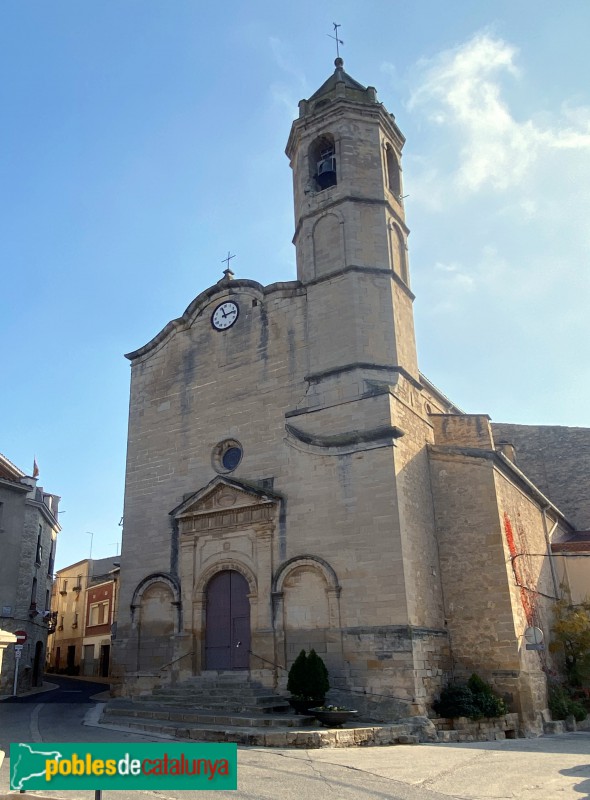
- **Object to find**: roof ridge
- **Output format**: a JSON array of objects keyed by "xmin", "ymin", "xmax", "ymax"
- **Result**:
[{"xmin": 0, "ymin": 451, "xmax": 26, "ymax": 479}]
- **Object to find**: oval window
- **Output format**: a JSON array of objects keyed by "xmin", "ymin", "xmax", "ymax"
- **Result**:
[{"xmin": 212, "ymin": 439, "xmax": 243, "ymax": 474}]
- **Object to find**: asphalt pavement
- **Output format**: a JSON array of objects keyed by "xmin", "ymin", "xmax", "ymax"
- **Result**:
[
  {"xmin": 0, "ymin": 676, "xmax": 588, "ymax": 799},
  {"xmin": 1, "ymin": 675, "xmax": 106, "ymax": 704}
]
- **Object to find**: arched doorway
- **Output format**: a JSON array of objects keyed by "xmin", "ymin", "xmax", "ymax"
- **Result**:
[{"xmin": 205, "ymin": 570, "xmax": 250, "ymax": 670}]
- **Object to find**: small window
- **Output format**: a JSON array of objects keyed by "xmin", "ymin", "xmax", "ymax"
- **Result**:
[
  {"xmin": 35, "ymin": 525, "xmax": 43, "ymax": 565},
  {"xmin": 47, "ymin": 540, "xmax": 55, "ymax": 577},
  {"xmin": 385, "ymin": 143, "xmax": 401, "ymax": 198}
]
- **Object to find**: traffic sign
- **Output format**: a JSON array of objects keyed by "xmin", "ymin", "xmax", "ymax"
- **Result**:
[
  {"xmin": 14, "ymin": 650, "xmax": 22, "ymax": 660},
  {"xmin": 14, "ymin": 630, "xmax": 27, "ymax": 644},
  {"xmin": 14, "ymin": 644, "xmax": 24, "ymax": 651},
  {"xmin": 524, "ymin": 626, "xmax": 544, "ymax": 645}
]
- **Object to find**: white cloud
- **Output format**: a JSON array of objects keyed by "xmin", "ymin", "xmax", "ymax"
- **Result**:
[{"xmin": 408, "ymin": 33, "xmax": 590, "ymax": 193}]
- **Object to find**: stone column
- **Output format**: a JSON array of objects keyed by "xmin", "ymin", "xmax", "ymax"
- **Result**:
[
  {"xmin": 252, "ymin": 524, "xmax": 275, "ymax": 668},
  {"xmin": 253, "ymin": 524, "xmax": 274, "ymax": 628},
  {"xmin": 193, "ymin": 594, "xmax": 206, "ymax": 674},
  {"xmin": 271, "ymin": 591, "xmax": 286, "ymax": 675}
]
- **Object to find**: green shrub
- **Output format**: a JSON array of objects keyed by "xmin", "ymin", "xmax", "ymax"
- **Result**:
[
  {"xmin": 306, "ymin": 648, "xmax": 330, "ymax": 699},
  {"xmin": 549, "ymin": 597, "xmax": 590, "ymax": 688},
  {"xmin": 468, "ymin": 673, "xmax": 507, "ymax": 718},
  {"xmin": 433, "ymin": 685, "xmax": 481, "ymax": 719},
  {"xmin": 548, "ymin": 682, "xmax": 588, "ymax": 722},
  {"xmin": 287, "ymin": 648, "xmax": 330, "ymax": 700},
  {"xmin": 287, "ymin": 650, "xmax": 308, "ymax": 697},
  {"xmin": 433, "ymin": 674, "xmax": 507, "ymax": 720},
  {"xmin": 570, "ymin": 702, "xmax": 588, "ymax": 722}
]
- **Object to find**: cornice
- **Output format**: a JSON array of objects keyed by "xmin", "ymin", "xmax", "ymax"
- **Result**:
[{"xmin": 125, "ymin": 278, "xmax": 303, "ymax": 362}]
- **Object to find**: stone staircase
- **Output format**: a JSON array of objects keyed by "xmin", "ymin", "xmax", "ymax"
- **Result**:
[
  {"xmin": 133, "ymin": 671, "xmax": 292, "ymax": 714},
  {"xmin": 98, "ymin": 672, "xmax": 433, "ymax": 748}
]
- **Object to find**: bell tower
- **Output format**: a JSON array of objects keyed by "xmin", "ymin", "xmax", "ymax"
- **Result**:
[{"xmin": 286, "ymin": 58, "xmax": 419, "ymax": 385}]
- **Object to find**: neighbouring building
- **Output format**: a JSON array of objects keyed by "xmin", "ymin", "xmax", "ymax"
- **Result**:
[
  {"xmin": 552, "ymin": 532, "xmax": 590, "ymax": 605},
  {"xmin": 49, "ymin": 556, "xmax": 118, "ymax": 676},
  {"xmin": 82, "ymin": 564, "xmax": 119, "ymax": 678},
  {"xmin": 113, "ymin": 57, "xmax": 589, "ymax": 732},
  {"xmin": 0, "ymin": 453, "xmax": 60, "ymax": 694}
]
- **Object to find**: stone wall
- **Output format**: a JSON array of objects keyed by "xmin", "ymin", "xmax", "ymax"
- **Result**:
[
  {"xmin": 492, "ymin": 423, "xmax": 590, "ymax": 529},
  {"xmin": 0, "ymin": 480, "xmax": 58, "ymax": 694},
  {"xmin": 431, "ymin": 414, "xmax": 494, "ymax": 450},
  {"xmin": 434, "ymin": 712, "xmax": 520, "ymax": 742},
  {"xmin": 429, "ymin": 445, "xmax": 564, "ymax": 724}
]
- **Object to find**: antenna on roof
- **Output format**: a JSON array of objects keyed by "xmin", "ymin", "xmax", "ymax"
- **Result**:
[{"xmin": 327, "ymin": 23, "xmax": 343, "ymax": 60}]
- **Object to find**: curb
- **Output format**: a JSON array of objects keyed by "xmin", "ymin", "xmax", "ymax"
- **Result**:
[{"xmin": 0, "ymin": 682, "xmax": 59, "ymax": 702}]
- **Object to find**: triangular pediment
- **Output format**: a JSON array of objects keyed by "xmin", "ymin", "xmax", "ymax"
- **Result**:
[{"xmin": 172, "ymin": 476, "xmax": 279, "ymax": 521}]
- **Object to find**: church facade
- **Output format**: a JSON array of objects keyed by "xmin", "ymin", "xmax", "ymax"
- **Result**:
[{"xmin": 113, "ymin": 59, "xmax": 588, "ymax": 729}]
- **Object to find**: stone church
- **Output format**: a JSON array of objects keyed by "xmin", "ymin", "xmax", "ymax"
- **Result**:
[{"xmin": 114, "ymin": 58, "xmax": 589, "ymax": 729}]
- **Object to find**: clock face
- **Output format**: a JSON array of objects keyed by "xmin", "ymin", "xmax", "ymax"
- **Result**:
[{"xmin": 211, "ymin": 301, "xmax": 239, "ymax": 331}]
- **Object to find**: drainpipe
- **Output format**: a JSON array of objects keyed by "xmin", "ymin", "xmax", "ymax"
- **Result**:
[{"xmin": 542, "ymin": 506, "xmax": 560, "ymax": 599}]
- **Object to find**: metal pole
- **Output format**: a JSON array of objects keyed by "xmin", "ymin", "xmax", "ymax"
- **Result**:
[
  {"xmin": 12, "ymin": 655, "xmax": 19, "ymax": 696},
  {"xmin": 94, "ymin": 790, "xmax": 102, "ymax": 799}
]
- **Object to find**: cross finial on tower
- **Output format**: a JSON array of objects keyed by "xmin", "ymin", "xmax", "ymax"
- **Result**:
[
  {"xmin": 327, "ymin": 22, "xmax": 343, "ymax": 61},
  {"xmin": 221, "ymin": 251, "xmax": 236, "ymax": 280}
]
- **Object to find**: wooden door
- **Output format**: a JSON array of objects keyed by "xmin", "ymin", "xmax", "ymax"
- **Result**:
[
  {"xmin": 100, "ymin": 644, "xmax": 110, "ymax": 677},
  {"xmin": 205, "ymin": 571, "xmax": 250, "ymax": 669}
]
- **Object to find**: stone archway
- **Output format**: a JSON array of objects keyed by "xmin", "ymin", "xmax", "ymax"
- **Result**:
[
  {"xmin": 272, "ymin": 555, "xmax": 342, "ymax": 671},
  {"xmin": 137, "ymin": 581, "xmax": 175, "ymax": 671},
  {"xmin": 205, "ymin": 570, "xmax": 251, "ymax": 670}
]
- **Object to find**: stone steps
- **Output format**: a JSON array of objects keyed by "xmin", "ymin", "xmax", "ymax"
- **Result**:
[
  {"xmin": 139, "ymin": 675, "xmax": 291, "ymax": 714},
  {"xmin": 151, "ymin": 687, "xmax": 284, "ymax": 700},
  {"xmin": 103, "ymin": 705, "xmax": 314, "ymax": 728},
  {"xmin": 101, "ymin": 674, "xmax": 431, "ymax": 747},
  {"xmin": 98, "ymin": 709, "xmax": 421, "ymax": 748},
  {"xmin": 139, "ymin": 696, "xmax": 290, "ymax": 714},
  {"xmin": 148, "ymin": 690, "xmax": 288, "ymax": 703}
]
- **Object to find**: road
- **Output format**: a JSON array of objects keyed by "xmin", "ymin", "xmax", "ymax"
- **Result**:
[
  {"xmin": 1, "ymin": 675, "xmax": 106, "ymax": 704},
  {"xmin": 1, "ymin": 677, "xmax": 589, "ymax": 799}
]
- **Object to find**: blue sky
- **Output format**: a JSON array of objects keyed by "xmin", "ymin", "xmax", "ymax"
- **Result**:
[{"xmin": 1, "ymin": 1, "xmax": 589, "ymax": 571}]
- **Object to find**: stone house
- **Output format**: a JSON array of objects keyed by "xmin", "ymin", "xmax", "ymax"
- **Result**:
[
  {"xmin": 0, "ymin": 452, "xmax": 60, "ymax": 694},
  {"xmin": 48, "ymin": 556, "xmax": 118, "ymax": 675},
  {"xmin": 82, "ymin": 565, "xmax": 119, "ymax": 677},
  {"xmin": 113, "ymin": 58, "xmax": 589, "ymax": 731}
]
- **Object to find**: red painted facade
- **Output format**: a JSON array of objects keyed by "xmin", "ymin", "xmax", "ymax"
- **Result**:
[{"xmin": 85, "ymin": 580, "xmax": 115, "ymax": 637}]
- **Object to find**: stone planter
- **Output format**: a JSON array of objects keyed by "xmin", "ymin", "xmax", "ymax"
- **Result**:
[
  {"xmin": 310, "ymin": 708, "xmax": 358, "ymax": 728},
  {"xmin": 289, "ymin": 697, "xmax": 325, "ymax": 715}
]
